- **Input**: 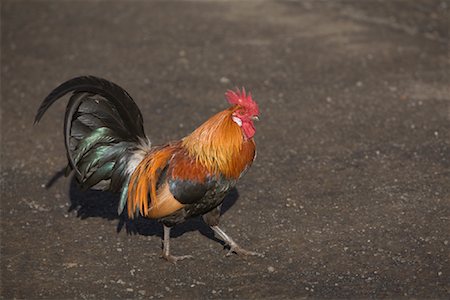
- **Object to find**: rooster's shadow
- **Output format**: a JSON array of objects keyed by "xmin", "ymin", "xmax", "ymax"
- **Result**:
[{"xmin": 59, "ymin": 173, "xmax": 239, "ymax": 243}]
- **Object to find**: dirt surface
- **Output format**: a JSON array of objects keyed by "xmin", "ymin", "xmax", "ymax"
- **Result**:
[{"xmin": 1, "ymin": 1, "xmax": 449, "ymax": 299}]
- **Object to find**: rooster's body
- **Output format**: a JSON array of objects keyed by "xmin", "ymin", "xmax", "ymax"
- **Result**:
[{"xmin": 35, "ymin": 76, "xmax": 260, "ymax": 262}]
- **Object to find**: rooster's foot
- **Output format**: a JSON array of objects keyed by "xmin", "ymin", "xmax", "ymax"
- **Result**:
[
  {"xmin": 161, "ymin": 253, "xmax": 193, "ymax": 264},
  {"xmin": 226, "ymin": 244, "xmax": 264, "ymax": 257},
  {"xmin": 209, "ymin": 225, "xmax": 263, "ymax": 258}
]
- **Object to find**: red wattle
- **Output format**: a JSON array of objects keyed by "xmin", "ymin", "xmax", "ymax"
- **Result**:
[{"xmin": 242, "ymin": 121, "xmax": 255, "ymax": 139}]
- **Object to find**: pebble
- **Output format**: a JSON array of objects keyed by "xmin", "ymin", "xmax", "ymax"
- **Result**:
[
  {"xmin": 220, "ymin": 77, "xmax": 230, "ymax": 84},
  {"xmin": 268, "ymin": 266, "xmax": 275, "ymax": 273}
]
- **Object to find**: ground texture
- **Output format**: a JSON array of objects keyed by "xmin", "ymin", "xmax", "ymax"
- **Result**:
[{"xmin": 1, "ymin": 1, "xmax": 449, "ymax": 299}]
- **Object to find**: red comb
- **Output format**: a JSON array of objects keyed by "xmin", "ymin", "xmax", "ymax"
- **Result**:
[
  {"xmin": 225, "ymin": 88, "xmax": 252, "ymax": 105},
  {"xmin": 225, "ymin": 87, "xmax": 259, "ymax": 115}
]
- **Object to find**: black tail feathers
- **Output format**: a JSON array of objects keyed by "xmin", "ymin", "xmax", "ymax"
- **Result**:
[{"xmin": 35, "ymin": 76, "xmax": 150, "ymax": 193}]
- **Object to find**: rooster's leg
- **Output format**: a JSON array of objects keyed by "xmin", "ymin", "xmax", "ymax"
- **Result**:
[
  {"xmin": 210, "ymin": 225, "xmax": 263, "ymax": 257},
  {"xmin": 161, "ymin": 225, "xmax": 193, "ymax": 263}
]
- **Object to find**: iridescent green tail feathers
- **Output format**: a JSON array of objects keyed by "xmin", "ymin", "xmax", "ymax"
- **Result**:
[{"xmin": 35, "ymin": 76, "xmax": 150, "ymax": 201}]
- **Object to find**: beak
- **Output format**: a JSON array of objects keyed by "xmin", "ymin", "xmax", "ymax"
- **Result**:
[{"xmin": 252, "ymin": 116, "xmax": 260, "ymax": 122}]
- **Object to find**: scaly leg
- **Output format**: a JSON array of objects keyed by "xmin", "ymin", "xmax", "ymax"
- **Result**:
[
  {"xmin": 210, "ymin": 225, "xmax": 264, "ymax": 257},
  {"xmin": 161, "ymin": 225, "xmax": 193, "ymax": 263}
]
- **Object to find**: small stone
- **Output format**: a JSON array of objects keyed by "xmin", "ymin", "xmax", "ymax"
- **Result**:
[
  {"xmin": 138, "ymin": 290, "xmax": 146, "ymax": 296},
  {"xmin": 268, "ymin": 266, "xmax": 275, "ymax": 273},
  {"xmin": 63, "ymin": 262, "xmax": 77, "ymax": 268},
  {"xmin": 220, "ymin": 77, "xmax": 230, "ymax": 84},
  {"xmin": 126, "ymin": 288, "xmax": 133, "ymax": 292}
]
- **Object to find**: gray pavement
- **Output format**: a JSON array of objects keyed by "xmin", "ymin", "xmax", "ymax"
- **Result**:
[{"xmin": 1, "ymin": 1, "xmax": 449, "ymax": 298}]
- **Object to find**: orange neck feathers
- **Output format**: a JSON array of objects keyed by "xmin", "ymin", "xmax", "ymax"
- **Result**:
[{"xmin": 182, "ymin": 107, "xmax": 255, "ymax": 178}]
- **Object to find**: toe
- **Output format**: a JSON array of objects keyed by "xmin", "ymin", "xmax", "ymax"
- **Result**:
[
  {"xmin": 226, "ymin": 245, "xmax": 264, "ymax": 257},
  {"xmin": 162, "ymin": 254, "xmax": 193, "ymax": 264}
]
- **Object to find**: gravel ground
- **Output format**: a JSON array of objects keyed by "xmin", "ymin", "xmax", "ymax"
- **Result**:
[{"xmin": 1, "ymin": 1, "xmax": 449, "ymax": 299}]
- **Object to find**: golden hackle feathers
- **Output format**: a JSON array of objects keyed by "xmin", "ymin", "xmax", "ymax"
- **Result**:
[{"xmin": 181, "ymin": 108, "xmax": 246, "ymax": 178}]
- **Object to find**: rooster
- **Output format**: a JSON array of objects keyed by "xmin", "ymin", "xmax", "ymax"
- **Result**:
[{"xmin": 35, "ymin": 76, "xmax": 261, "ymax": 262}]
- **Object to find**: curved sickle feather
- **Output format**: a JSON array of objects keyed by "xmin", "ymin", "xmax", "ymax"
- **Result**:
[{"xmin": 35, "ymin": 76, "xmax": 145, "ymax": 140}]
